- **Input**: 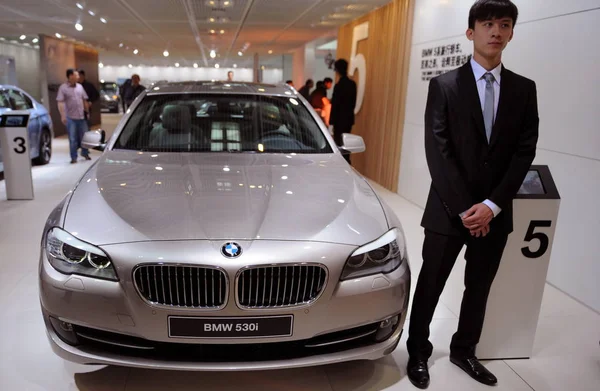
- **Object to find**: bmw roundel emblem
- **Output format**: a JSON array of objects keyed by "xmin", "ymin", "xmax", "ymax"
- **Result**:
[{"xmin": 221, "ymin": 242, "xmax": 242, "ymax": 258}]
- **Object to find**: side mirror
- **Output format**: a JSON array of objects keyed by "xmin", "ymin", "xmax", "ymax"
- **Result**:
[
  {"xmin": 82, "ymin": 129, "xmax": 106, "ymax": 151},
  {"xmin": 340, "ymin": 133, "xmax": 366, "ymax": 154}
]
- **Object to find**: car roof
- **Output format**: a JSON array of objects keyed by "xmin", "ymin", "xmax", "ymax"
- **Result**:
[{"xmin": 146, "ymin": 81, "xmax": 297, "ymax": 96}]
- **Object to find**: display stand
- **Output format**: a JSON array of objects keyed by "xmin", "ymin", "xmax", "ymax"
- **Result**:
[{"xmin": 478, "ymin": 165, "xmax": 561, "ymax": 359}]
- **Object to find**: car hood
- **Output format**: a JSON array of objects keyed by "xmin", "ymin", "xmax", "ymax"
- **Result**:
[{"xmin": 64, "ymin": 151, "xmax": 389, "ymax": 246}]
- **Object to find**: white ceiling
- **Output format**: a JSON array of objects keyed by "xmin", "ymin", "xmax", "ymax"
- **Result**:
[{"xmin": 0, "ymin": 0, "xmax": 391, "ymax": 68}]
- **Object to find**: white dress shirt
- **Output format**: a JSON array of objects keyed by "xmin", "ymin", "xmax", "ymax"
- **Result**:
[{"xmin": 460, "ymin": 58, "xmax": 503, "ymax": 218}]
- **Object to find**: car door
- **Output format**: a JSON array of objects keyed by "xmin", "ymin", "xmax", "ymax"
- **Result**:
[
  {"xmin": 0, "ymin": 91, "xmax": 12, "ymax": 171},
  {"xmin": 6, "ymin": 89, "xmax": 39, "ymax": 159}
]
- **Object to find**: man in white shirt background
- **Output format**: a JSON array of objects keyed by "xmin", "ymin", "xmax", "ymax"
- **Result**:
[{"xmin": 57, "ymin": 68, "xmax": 90, "ymax": 164}]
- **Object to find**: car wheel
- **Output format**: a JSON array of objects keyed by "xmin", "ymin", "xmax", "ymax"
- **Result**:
[{"xmin": 33, "ymin": 128, "xmax": 52, "ymax": 165}]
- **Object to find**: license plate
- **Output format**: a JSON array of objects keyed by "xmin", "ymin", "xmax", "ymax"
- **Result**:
[{"xmin": 168, "ymin": 315, "xmax": 293, "ymax": 339}]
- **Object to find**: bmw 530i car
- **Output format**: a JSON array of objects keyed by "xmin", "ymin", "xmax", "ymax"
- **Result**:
[
  {"xmin": 0, "ymin": 85, "xmax": 53, "ymax": 172},
  {"xmin": 39, "ymin": 81, "xmax": 411, "ymax": 371}
]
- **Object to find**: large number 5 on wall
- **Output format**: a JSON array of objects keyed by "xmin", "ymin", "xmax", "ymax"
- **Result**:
[{"xmin": 349, "ymin": 22, "xmax": 369, "ymax": 115}]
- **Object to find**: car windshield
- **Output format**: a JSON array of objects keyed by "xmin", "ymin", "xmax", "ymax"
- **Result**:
[{"xmin": 114, "ymin": 93, "xmax": 332, "ymax": 154}]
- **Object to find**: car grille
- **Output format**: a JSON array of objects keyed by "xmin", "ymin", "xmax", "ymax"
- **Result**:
[
  {"xmin": 236, "ymin": 264, "xmax": 327, "ymax": 308},
  {"xmin": 133, "ymin": 265, "xmax": 227, "ymax": 309}
]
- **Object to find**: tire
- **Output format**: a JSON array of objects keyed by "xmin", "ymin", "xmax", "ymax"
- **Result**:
[{"xmin": 33, "ymin": 129, "xmax": 52, "ymax": 165}]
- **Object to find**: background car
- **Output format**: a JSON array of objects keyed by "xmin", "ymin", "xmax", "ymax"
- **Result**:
[
  {"xmin": 100, "ymin": 81, "xmax": 120, "ymax": 113},
  {"xmin": 0, "ymin": 85, "xmax": 53, "ymax": 173},
  {"xmin": 39, "ymin": 81, "xmax": 411, "ymax": 371}
]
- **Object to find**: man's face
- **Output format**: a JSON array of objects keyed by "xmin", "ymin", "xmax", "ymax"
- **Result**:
[
  {"xmin": 132, "ymin": 77, "xmax": 140, "ymax": 86},
  {"xmin": 78, "ymin": 73, "xmax": 85, "ymax": 83},
  {"xmin": 69, "ymin": 71, "xmax": 79, "ymax": 84},
  {"xmin": 324, "ymin": 81, "xmax": 332, "ymax": 90},
  {"xmin": 228, "ymin": 72, "xmax": 234, "ymax": 81},
  {"xmin": 467, "ymin": 17, "xmax": 514, "ymax": 60},
  {"xmin": 308, "ymin": 81, "xmax": 314, "ymax": 89}
]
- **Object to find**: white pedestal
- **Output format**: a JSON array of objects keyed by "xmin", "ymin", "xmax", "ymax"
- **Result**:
[
  {"xmin": 478, "ymin": 166, "xmax": 560, "ymax": 359},
  {"xmin": 0, "ymin": 113, "xmax": 34, "ymax": 200}
]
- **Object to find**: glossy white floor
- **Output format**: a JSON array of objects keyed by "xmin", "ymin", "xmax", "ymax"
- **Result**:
[{"xmin": 0, "ymin": 115, "xmax": 598, "ymax": 390}]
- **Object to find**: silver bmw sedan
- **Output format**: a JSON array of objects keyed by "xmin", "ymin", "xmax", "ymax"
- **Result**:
[{"xmin": 39, "ymin": 81, "xmax": 411, "ymax": 371}]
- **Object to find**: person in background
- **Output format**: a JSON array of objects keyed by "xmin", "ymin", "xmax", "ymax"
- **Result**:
[
  {"xmin": 78, "ymin": 69, "xmax": 99, "ymax": 125},
  {"xmin": 406, "ymin": 1, "xmax": 538, "ymax": 388},
  {"xmin": 285, "ymin": 80, "xmax": 294, "ymax": 87},
  {"xmin": 330, "ymin": 59, "xmax": 357, "ymax": 163},
  {"xmin": 323, "ymin": 77, "xmax": 333, "ymax": 98},
  {"xmin": 123, "ymin": 74, "xmax": 145, "ymax": 109},
  {"xmin": 227, "ymin": 71, "xmax": 234, "ymax": 82},
  {"xmin": 310, "ymin": 81, "xmax": 331, "ymax": 127},
  {"xmin": 57, "ymin": 68, "xmax": 90, "ymax": 164},
  {"xmin": 297, "ymin": 79, "xmax": 314, "ymax": 101},
  {"xmin": 119, "ymin": 78, "xmax": 131, "ymax": 112}
]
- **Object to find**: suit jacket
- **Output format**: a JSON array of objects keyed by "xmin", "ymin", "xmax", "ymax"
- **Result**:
[
  {"xmin": 330, "ymin": 76, "xmax": 357, "ymax": 130},
  {"xmin": 421, "ymin": 62, "xmax": 539, "ymax": 236}
]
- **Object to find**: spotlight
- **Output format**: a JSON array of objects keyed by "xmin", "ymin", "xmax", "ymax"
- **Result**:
[
  {"xmin": 99, "ymin": 62, "xmax": 104, "ymax": 68},
  {"xmin": 76, "ymin": 3, "xmax": 84, "ymax": 9},
  {"xmin": 100, "ymin": 18, "xmax": 107, "ymax": 24},
  {"xmin": 75, "ymin": 23, "xmax": 83, "ymax": 31},
  {"xmin": 133, "ymin": 49, "xmax": 138, "ymax": 54},
  {"xmin": 215, "ymin": 63, "xmax": 220, "ymax": 69},
  {"xmin": 19, "ymin": 35, "xmax": 26, "ymax": 40},
  {"xmin": 193, "ymin": 63, "xmax": 198, "ymax": 68},
  {"xmin": 163, "ymin": 50, "xmax": 169, "ymax": 57},
  {"xmin": 175, "ymin": 62, "xmax": 180, "ymax": 67},
  {"xmin": 210, "ymin": 50, "xmax": 216, "ymax": 59},
  {"xmin": 238, "ymin": 51, "xmax": 243, "ymax": 56},
  {"xmin": 55, "ymin": 33, "xmax": 62, "ymax": 38}
]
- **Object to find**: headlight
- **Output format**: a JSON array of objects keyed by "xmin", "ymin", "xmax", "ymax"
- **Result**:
[
  {"xmin": 45, "ymin": 228, "xmax": 118, "ymax": 281},
  {"xmin": 340, "ymin": 228, "xmax": 406, "ymax": 280}
]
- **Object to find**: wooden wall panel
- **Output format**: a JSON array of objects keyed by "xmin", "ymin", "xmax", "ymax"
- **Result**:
[{"xmin": 336, "ymin": 0, "xmax": 415, "ymax": 192}]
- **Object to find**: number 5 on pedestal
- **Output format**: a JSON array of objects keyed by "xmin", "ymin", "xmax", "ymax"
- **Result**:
[{"xmin": 349, "ymin": 22, "xmax": 369, "ymax": 115}]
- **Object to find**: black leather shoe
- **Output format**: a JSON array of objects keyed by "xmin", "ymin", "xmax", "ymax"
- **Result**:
[
  {"xmin": 407, "ymin": 358, "xmax": 430, "ymax": 389},
  {"xmin": 450, "ymin": 356, "xmax": 497, "ymax": 386},
  {"xmin": 83, "ymin": 155, "xmax": 91, "ymax": 161},
  {"xmin": 70, "ymin": 159, "xmax": 77, "ymax": 164}
]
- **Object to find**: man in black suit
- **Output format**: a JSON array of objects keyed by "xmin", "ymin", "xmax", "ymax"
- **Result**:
[
  {"xmin": 406, "ymin": 1, "xmax": 539, "ymax": 388},
  {"xmin": 330, "ymin": 59, "xmax": 357, "ymax": 163}
]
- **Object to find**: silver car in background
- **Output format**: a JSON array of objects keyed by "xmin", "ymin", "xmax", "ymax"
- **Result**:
[{"xmin": 39, "ymin": 82, "xmax": 411, "ymax": 371}]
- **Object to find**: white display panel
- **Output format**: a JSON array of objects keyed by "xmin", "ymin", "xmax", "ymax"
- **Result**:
[{"xmin": 0, "ymin": 113, "xmax": 34, "ymax": 200}]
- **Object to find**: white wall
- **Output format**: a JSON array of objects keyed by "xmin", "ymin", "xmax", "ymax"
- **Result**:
[
  {"xmin": 99, "ymin": 66, "xmax": 255, "ymax": 85},
  {"xmin": 0, "ymin": 41, "xmax": 41, "ymax": 101},
  {"xmin": 398, "ymin": 0, "xmax": 600, "ymax": 312}
]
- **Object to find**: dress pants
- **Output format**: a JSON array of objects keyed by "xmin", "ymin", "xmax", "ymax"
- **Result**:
[
  {"xmin": 333, "ymin": 125, "xmax": 352, "ymax": 164},
  {"xmin": 407, "ymin": 227, "xmax": 508, "ymax": 359}
]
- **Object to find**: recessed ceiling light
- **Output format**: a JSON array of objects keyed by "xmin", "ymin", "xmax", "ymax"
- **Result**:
[
  {"xmin": 88, "ymin": 10, "xmax": 96, "ymax": 16},
  {"xmin": 133, "ymin": 49, "xmax": 138, "ymax": 54},
  {"xmin": 210, "ymin": 50, "xmax": 216, "ymax": 58},
  {"xmin": 224, "ymin": 0, "xmax": 231, "ymax": 5},
  {"xmin": 100, "ymin": 79, "xmax": 105, "ymax": 83},
  {"xmin": 220, "ymin": 30, "xmax": 225, "ymax": 34},
  {"xmin": 209, "ymin": 17, "xmax": 215, "ymax": 23},
  {"xmin": 19, "ymin": 35, "xmax": 26, "ymax": 40},
  {"xmin": 128, "ymin": 64, "xmax": 132, "ymax": 68},
  {"xmin": 119, "ymin": 43, "xmax": 124, "ymax": 47},
  {"xmin": 215, "ymin": 63, "xmax": 220, "ymax": 68},
  {"xmin": 100, "ymin": 18, "xmax": 107, "ymax": 24},
  {"xmin": 268, "ymin": 50, "xmax": 273, "ymax": 54},
  {"xmin": 55, "ymin": 33, "xmax": 62, "ymax": 38},
  {"xmin": 99, "ymin": 62, "xmax": 104, "ymax": 68},
  {"xmin": 210, "ymin": 29, "xmax": 215, "ymax": 34},
  {"xmin": 233, "ymin": 64, "xmax": 237, "ymax": 68},
  {"xmin": 175, "ymin": 62, "xmax": 180, "ymax": 67},
  {"xmin": 32, "ymin": 38, "xmax": 38, "ymax": 43},
  {"xmin": 75, "ymin": 23, "xmax": 83, "ymax": 31},
  {"xmin": 163, "ymin": 50, "xmax": 169, "ymax": 57},
  {"xmin": 193, "ymin": 63, "xmax": 198, "ymax": 68},
  {"xmin": 76, "ymin": 3, "xmax": 84, "ymax": 9},
  {"xmin": 238, "ymin": 51, "xmax": 243, "ymax": 56}
]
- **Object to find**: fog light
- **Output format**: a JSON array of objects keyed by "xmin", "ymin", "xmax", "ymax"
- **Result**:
[
  {"xmin": 49, "ymin": 316, "xmax": 78, "ymax": 345},
  {"xmin": 374, "ymin": 314, "xmax": 400, "ymax": 342}
]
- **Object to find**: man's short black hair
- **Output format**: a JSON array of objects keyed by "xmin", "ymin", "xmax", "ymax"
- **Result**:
[
  {"xmin": 305, "ymin": 79, "xmax": 314, "ymax": 85},
  {"xmin": 468, "ymin": 0, "xmax": 518, "ymax": 29},
  {"xmin": 323, "ymin": 77, "xmax": 333, "ymax": 84},
  {"xmin": 66, "ymin": 68, "xmax": 77, "ymax": 78},
  {"xmin": 334, "ymin": 59, "xmax": 348, "ymax": 76},
  {"xmin": 285, "ymin": 80, "xmax": 293, "ymax": 84},
  {"xmin": 78, "ymin": 69, "xmax": 86, "ymax": 76}
]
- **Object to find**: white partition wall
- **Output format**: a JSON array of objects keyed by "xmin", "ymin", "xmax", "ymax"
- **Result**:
[{"xmin": 398, "ymin": 0, "xmax": 600, "ymax": 312}]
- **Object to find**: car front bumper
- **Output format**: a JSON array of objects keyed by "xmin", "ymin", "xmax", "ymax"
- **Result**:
[{"xmin": 39, "ymin": 240, "xmax": 410, "ymax": 371}]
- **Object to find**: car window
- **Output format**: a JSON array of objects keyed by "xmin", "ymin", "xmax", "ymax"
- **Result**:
[
  {"xmin": 7, "ymin": 90, "xmax": 33, "ymax": 110},
  {"xmin": 0, "ymin": 92, "xmax": 10, "ymax": 109},
  {"xmin": 114, "ymin": 94, "xmax": 332, "ymax": 154}
]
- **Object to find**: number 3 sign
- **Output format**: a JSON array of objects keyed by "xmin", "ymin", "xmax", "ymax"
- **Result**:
[{"xmin": 349, "ymin": 22, "xmax": 369, "ymax": 115}]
